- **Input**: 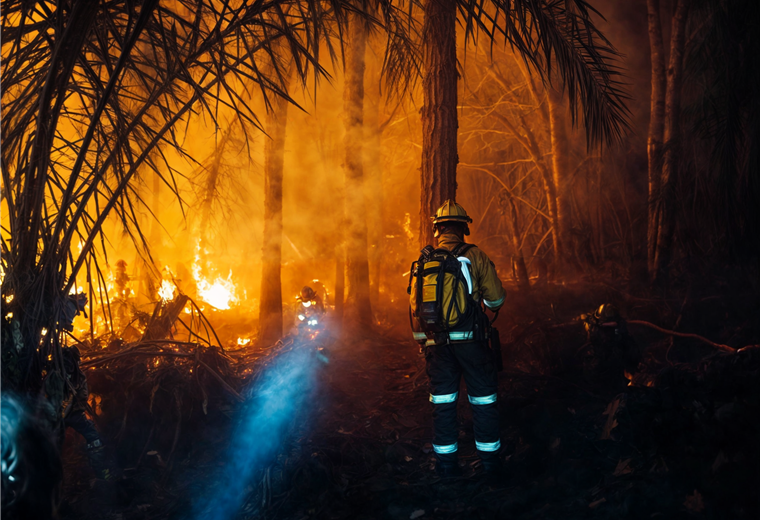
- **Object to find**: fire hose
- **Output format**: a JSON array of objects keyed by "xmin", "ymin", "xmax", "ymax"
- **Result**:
[{"xmin": 602, "ymin": 320, "xmax": 735, "ymax": 353}]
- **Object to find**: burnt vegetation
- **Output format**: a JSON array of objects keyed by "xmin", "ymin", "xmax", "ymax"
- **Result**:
[{"xmin": 1, "ymin": 1, "xmax": 759, "ymax": 519}]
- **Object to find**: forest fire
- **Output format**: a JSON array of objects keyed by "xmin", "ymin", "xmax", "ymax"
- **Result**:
[
  {"xmin": 1, "ymin": 1, "xmax": 759, "ymax": 520},
  {"xmin": 194, "ymin": 270, "xmax": 238, "ymax": 310},
  {"xmin": 158, "ymin": 279, "xmax": 176, "ymax": 302}
]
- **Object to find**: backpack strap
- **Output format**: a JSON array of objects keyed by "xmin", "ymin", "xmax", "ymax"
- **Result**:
[{"xmin": 452, "ymin": 243, "xmax": 475, "ymax": 257}]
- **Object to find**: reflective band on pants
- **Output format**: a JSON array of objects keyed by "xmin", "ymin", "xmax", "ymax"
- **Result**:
[
  {"xmin": 449, "ymin": 331, "xmax": 474, "ymax": 341},
  {"xmin": 468, "ymin": 393, "xmax": 497, "ymax": 405},
  {"xmin": 433, "ymin": 442, "xmax": 458, "ymax": 454},
  {"xmin": 475, "ymin": 439, "xmax": 501, "ymax": 452},
  {"xmin": 430, "ymin": 392, "xmax": 458, "ymax": 404}
]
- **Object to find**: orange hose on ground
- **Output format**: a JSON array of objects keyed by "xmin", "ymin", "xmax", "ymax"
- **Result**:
[{"xmin": 626, "ymin": 320, "xmax": 735, "ymax": 353}]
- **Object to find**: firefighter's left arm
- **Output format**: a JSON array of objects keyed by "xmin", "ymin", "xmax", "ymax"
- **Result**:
[
  {"xmin": 75, "ymin": 373, "xmax": 89, "ymax": 404},
  {"xmin": 473, "ymin": 249, "xmax": 506, "ymax": 311}
]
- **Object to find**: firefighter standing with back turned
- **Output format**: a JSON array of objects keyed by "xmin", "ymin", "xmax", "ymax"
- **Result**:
[{"xmin": 408, "ymin": 201, "xmax": 506, "ymax": 477}]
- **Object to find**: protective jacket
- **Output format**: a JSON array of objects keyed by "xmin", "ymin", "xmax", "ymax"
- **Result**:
[
  {"xmin": 436, "ymin": 234, "xmax": 505, "ymax": 312},
  {"xmin": 412, "ymin": 233, "xmax": 506, "ymax": 346},
  {"xmin": 415, "ymin": 233, "xmax": 506, "ymax": 467}
]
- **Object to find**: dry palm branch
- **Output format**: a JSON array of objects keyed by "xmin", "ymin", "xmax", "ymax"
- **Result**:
[
  {"xmin": 381, "ymin": 0, "xmax": 630, "ymax": 145},
  {"xmin": 0, "ymin": 0, "xmax": 630, "ymax": 398},
  {"xmin": 0, "ymin": 0, "xmax": 416, "ymax": 400}
]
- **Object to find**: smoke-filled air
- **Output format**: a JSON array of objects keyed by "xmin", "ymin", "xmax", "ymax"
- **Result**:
[{"xmin": 1, "ymin": 1, "xmax": 759, "ymax": 519}]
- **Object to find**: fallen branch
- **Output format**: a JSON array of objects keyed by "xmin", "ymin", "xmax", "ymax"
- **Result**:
[
  {"xmin": 81, "ymin": 348, "xmax": 244, "ymax": 401},
  {"xmin": 626, "ymin": 320, "xmax": 735, "ymax": 353}
]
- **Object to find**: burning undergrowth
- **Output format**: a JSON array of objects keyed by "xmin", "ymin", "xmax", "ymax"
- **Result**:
[
  {"xmin": 57, "ymin": 282, "xmax": 760, "ymax": 520},
  {"xmin": 60, "ymin": 285, "xmax": 332, "ymax": 519}
]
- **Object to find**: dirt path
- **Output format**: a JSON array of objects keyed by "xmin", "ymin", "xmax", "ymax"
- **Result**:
[
  {"xmin": 262, "ymin": 324, "xmax": 611, "ymax": 520},
  {"xmin": 259, "ymin": 317, "xmax": 725, "ymax": 520}
]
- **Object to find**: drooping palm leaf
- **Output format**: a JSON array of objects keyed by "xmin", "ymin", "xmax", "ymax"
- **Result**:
[{"xmin": 0, "ymin": 0, "xmax": 386, "ymax": 392}]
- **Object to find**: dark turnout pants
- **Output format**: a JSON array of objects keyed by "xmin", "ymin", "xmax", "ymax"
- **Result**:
[
  {"xmin": 65, "ymin": 410, "xmax": 100, "ymax": 444},
  {"xmin": 425, "ymin": 340, "xmax": 500, "ymax": 465}
]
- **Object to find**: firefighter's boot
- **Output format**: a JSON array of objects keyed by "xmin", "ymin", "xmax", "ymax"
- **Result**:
[
  {"xmin": 435, "ymin": 453, "xmax": 462, "ymax": 477},
  {"xmin": 86, "ymin": 440, "xmax": 114, "ymax": 481}
]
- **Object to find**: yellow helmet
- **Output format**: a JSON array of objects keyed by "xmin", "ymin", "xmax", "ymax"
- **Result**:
[
  {"xmin": 431, "ymin": 200, "xmax": 472, "ymax": 225},
  {"xmin": 431, "ymin": 200, "xmax": 472, "ymax": 236}
]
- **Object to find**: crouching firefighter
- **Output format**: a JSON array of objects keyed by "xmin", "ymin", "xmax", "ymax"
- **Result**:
[{"xmin": 408, "ymin": 200, "xmax": 507, "ymax": 477}]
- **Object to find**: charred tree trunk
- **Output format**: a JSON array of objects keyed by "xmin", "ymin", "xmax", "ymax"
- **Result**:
[
  {"xmin": 420, "ymin": 0, "xmax": 458, "ymax": 248},
  {"xmin": 343, "ymin": 15, "xmax": 373, "ymax": 325},
  {"xmin": 258, "ymin": 78, "xmax": 290, "ymax": 345},
  {"xmin": 647, "ymin": 0, "xmax": 667, "ymax": 276},
  {"xmin": 548, "ymin": 87, "xmax": 573, "ymax": 273},
  {"xmin": 654, "ymin": 0, "xmax": 690, "ymax": 285}
]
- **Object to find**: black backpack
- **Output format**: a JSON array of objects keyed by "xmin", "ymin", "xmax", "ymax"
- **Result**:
[{"xmin": 408, "ymin": 243, "xmax": 476, "ymax": 333}]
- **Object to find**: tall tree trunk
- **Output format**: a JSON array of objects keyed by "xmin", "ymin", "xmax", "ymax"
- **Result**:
[
  {"xmin": 334, "ymin": 246, "xmax": 345, "ymax": 325},
  {"xmin": 258, "ymin": 77, "xmax": 290, "ymax": 345},
  {"xmin": 654, "ymin": 0, "xmax": 690, "ymax": 285},
  {"xmin": 365, "ymin": 78, "xmax": 384, "ymax": 307},
  {"xmin": 343, "ymin": 15, "xmax": 373, "ymax": 325},
  {"xmin": 548, "ymin": 87, "xmax": 572, "ymax": 272},
  {"xmin": 504, "ymin": 190, "xmax": 530, "ymax": 290},
  {"xmin": 420, "ymin": 0, "xmax": 458, "ymax": 248},
  {"xmin": 647, "ymin": 0, "xmax": 667, "ymax": 277}
]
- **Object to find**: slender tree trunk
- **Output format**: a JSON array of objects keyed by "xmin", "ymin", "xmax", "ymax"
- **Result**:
[
  {"xmin": 334, "ymin": 246, "xmax": 345, "ymax": 325},
  {"xmin": 504, "ymin": 190, "xmax": 530, "ymax": 290},
  {"xmin": 654, "ymin": 0, "xmax": 690, "ymax": 285},
  {"xmin": 647, "ymin": 0, "xmax": 667, "ymax": 277},
  {"xmin": 365, "ymin": 79, "xmax": 384, "ymax": 308},
  {"xmin": 508, "ymin": 59, "xmax": 562, "ymax": 266},
  {"xmin": 258, "ymin": 76, "xmax": 290, "ymax": 345},
  {"xmin": 548, "ymin": 87, "xmax": 573, "ymax": 272},
  {"xmin": 199, "ymin": 131, "xmax": 231, "ymax": 246},
  {"xmin": 420, "ymin": 0, "xmax": 458, "ymax": 248},
  {"xmin": 343, "ymin": 15, "xmax": 373, "ymax": 325}
]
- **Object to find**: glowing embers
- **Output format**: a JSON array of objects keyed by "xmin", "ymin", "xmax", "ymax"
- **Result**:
[
  {"xmin": 237, "ymin": 337, "xmax": 251, "ymax": 346},
  {"xmin": 158, "ymin": 279, "xmax": 176, "ymax": 302}
]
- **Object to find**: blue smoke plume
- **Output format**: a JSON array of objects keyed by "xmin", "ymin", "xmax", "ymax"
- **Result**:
[{"xmin": 194, "ymin": 341, "xmax": 320, "ymax": 520}]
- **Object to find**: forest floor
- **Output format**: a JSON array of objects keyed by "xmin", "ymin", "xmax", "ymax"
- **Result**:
[{"xmin": 59, "ymin": 281, "xmax": 760, "ymax": 520}]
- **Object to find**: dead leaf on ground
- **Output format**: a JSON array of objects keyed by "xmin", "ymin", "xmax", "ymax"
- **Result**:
[
  {"xmin": 684, "ymin": 490, "xmax": 705, "ymax": 513},
  {"xmin": 613, "ymin": 458, "xmax": 633, "ymax": 476}
]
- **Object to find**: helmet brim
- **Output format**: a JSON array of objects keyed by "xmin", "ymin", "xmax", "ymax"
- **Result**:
[{"xmin": 431, "ymin": 215, "xmax": 473, "ymax": 224}]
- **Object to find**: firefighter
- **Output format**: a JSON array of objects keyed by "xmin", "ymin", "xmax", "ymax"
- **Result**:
[
  {"xmin": 411, "ymin": 200, "xmax": 507, "ymax": 477},
  {"xmin": 61, "ymin": 347, "xmax": 114, "ymax": 481},
  {"xmin": 581, "ymin": 304, "xmax": 642, "ymax": 383},
  {"xmin": 298, "ymin": 286, "xmax": 325, "ymax": 314}
]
